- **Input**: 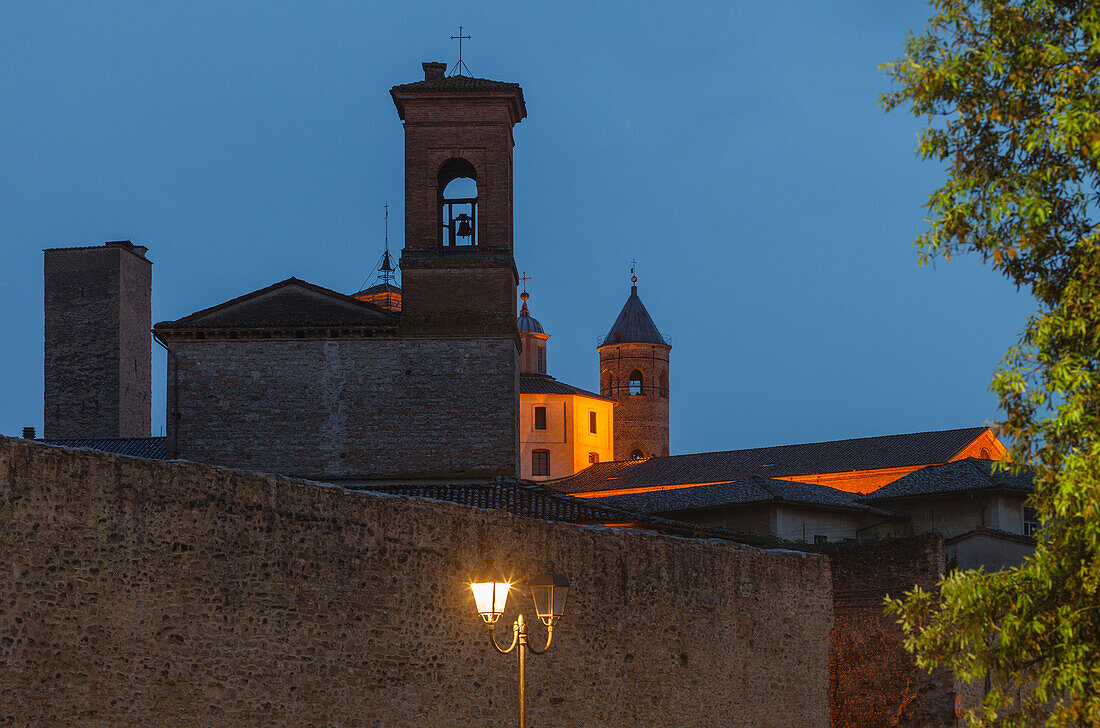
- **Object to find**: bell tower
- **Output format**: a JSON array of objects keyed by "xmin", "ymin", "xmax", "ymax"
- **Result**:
[
  {"xmin": 391, "ymin": 62, "xmax": 526, "ymax": 335},
  {"xmin": 598, "ymin": 271, "xmax": 671, "ymax": 460}
]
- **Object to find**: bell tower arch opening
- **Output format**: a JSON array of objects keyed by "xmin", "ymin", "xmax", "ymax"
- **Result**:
[{"xmin": 438, "ymin": 158, "xmax": 478, "ymax": 248}]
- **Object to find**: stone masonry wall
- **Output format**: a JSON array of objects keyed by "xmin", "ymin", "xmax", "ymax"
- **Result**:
[
  {"xmin": 0, "ymin": 437, "xmax": 832, "ymax": 727},
  {"xmin": 166, "ymin": 336, "xmax": 519, "ymax": 480},
  {"xmin": 813, "ymin": 536, "xmax": 955, "ymax": 728},
  {"xmin": 44, "ymin": 244, "xmax": 151, "ymax": 439}
]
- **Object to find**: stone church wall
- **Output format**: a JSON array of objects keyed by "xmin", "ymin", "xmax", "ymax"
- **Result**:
[
  {"xmin": 0, "ymin": 437, "xmax": 832, "ymax": 727},
  {"xmin": 814, "ymin": 536, "xmax": 956, "ymax": 728},
  {"xmin": 166, "ymin": 336, "xmax": 519, "ymax": 481}
]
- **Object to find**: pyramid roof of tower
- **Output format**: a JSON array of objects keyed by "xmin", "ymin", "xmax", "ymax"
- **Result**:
[{"xmin": 599, "ymin": 285, "xmax": 669, "ymax": 347}]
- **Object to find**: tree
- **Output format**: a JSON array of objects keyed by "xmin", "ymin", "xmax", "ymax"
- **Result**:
[{"xmin": 881, "ymin": 1, "xmax": 1100, "ymax": 725}]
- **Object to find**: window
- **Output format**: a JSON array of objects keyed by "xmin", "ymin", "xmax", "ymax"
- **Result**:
[
  {"xmin": 537, "ymin": 347, "xmax": 546, "ymax": 374},
  {"xmin": 532, "ymin": 449, "xmax": 550, "ymax": 476},
  {"xmin": 534, "ymin": 406, "xmax": 547, "ymax": 430},
  {"xmin": 659, "ymin": 369, "xmax": 669, "ymax": 398},
  {"xmin": 589, "ymin": 411, "xmax": 597, "ymax": 434},
  {"xmin": 1024, "ymin": 506, "xmax": 1040, "ymax": 537},
  {"xmin": 980, "ymin": 447, "xmax": 991, "ymax": 459},
  {"xmin": 814, "ymin": 535, "xmax": 828, "ymax": 544},
  {"xmin": 588, "ymin": 452, "xmax": 599, "ymax": 464},
  {"xmin": 628, "ymin": 370, "xmax": 644, "ymax": 396},
  {"xmin": 630, "ymin": 449, "xmax": 645, "ymax": 460}
]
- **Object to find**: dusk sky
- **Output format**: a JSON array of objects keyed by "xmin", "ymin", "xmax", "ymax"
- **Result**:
[{"xmin": 0, "ymin": 1, "xmax": 1035, "ymax": 454}]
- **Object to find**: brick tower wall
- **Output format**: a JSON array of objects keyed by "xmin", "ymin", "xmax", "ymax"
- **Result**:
[
  {"xmin": 395, "ymin": 83, "xmax": 522, "ymax": 333},
  {"xmin": 43, "ymin": 242, "xmax": 151, "ymax": 439},
  {"xmin": 600, "ymin": 343, "xmax": 670, "ymax": 460}
]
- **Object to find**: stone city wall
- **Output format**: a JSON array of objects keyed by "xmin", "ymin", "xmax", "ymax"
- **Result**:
[
  {"xmin": 815, "ymin": 536, "xmax": 955, "ymax": 728},
  {"xmin": 0, "ymin": 438, "xmax": 833, "ymax": 727}
]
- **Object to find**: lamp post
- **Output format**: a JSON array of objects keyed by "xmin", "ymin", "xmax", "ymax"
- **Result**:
[{"xmin": 470, "ymin": 559, "xmax": 571, "ymax": 728}]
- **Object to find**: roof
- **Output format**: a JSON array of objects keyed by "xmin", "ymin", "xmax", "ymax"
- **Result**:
[
  {"xmin": 863, "ymin": 458, "xmax": 1034, "ymax": 501},
  {"xmin": 390, "ymin": 75, "xmax": 527, "ymax": 120},
  {"xmin": 547, "ymin": 426, "xmax": 992, "ymax": 495},
  {"xmin": 39, "ymin": 437, "xmax": 166, "ymax": 459},
  {"xmin": 155, "ymin": 278, "xmax": 397, "ymax": 331},
  {"xmin": 586, "ymin": 475, "xmax": 892, "ymax": 516},
  {"xmin": 519, "ymin": 374, "xmax": 615, "ymax": 401},
  {"xmin": 356, "ymin": 480, "xmax": 636, "ymax": 525},
  {"xmin": 599, "ymin": 284, "xmax": 669, "ymax": 347},
  {"xmin": 355, "ymin": 480, "xmax": 786, "ymax": 547}
]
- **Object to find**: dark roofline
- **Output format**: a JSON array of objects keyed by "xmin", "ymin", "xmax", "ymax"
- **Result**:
[
  {"xmin": 155, "ymin": 277, "xmax": 396, "ymax": 329},
  {"xmin": 944, "ymin": 526, "xmax": 1037, "ymax": 547}
]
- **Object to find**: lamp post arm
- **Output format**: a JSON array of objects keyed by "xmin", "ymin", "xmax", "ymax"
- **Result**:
[
  {"xmin": 488, "ymin": 620, "xmax": 520, "ymax": 654},
  {"xmin": 524, "ymin": 623, "xmax": 554, "ymax": 655}
]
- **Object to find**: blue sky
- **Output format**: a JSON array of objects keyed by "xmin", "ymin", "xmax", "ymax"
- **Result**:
[{"xmin": 0, "ymin": 1, "xmax": 1035, "ymax": 453}]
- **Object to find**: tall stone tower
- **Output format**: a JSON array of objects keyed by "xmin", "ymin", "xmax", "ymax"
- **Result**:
[
  {"xmin": 391, "ymin": 62, "xmax": 525, "ymax": 337},
  {"xmin": 598, "ymin": 273, "xmax": 670, "ymax": 460},
  {"xmin": 43, "ymin": 241, "xmax": 152, "ymax": 439}
]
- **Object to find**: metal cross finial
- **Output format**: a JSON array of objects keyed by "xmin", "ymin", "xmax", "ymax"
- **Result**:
[
  {"xmin": 630, "ymin": 259, "xmax": 638, "ymax": 285},
  {"xmin": 520, "ymin": 271, "xmax": 531, "ymax": 293},
  {"xmin": 449, "ymin": 26, "xmax": 472, "ymax": 76}
]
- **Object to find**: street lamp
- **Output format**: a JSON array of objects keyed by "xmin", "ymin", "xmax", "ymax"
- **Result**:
[{"xmin": 470, "ymin": 559, "xmax": 571, "ymax": 728}]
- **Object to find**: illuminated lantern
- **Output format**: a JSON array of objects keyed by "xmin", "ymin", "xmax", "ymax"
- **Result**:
[
  {"xmin": 528, "ymin": 564, "xmax": 570, "ymax": 627},
  {"xmin": 470, "ymin": 558, "xmax": 510, "ymax": 624}
]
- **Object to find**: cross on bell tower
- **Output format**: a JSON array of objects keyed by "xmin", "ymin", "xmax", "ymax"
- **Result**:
[{"xmin": 449, "ymin": 26, "xmax": 472, "ymax": 76}]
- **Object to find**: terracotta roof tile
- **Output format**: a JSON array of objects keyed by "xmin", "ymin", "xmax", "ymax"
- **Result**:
[
  {"xmin": 548, "ymin": 427, "xmax": 992, "ymax": 495},
  {"xmin": 40, "ymin": 437, "xmax": 167, "ymax": 459},
  {"xmin": 862, "ymin": 458, "xmax": 1034, "ymax": 501}
]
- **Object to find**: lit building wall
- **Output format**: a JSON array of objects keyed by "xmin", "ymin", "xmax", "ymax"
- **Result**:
[{"xmin": 519, "ymin": 393, "xmax": 614, "ymax": 481}]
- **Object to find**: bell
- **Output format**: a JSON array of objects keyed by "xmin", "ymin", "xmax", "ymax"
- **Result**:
[{"xmin": 455, "ymin": 214, "xmax": 473, "ymax": 238}]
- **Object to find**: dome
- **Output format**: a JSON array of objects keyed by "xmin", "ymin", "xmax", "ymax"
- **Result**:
[{"xmin": 517, "ymin": 295, "xmax": 544, "ymax": 334}]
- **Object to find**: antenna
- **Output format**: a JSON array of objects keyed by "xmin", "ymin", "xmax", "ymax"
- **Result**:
[{"xmin": 379, "ymin": 203, "xmax": 395, "ymax": 286}]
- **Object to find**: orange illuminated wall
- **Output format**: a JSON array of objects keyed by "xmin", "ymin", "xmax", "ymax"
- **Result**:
[{"xmin": 353, "ymin": 289, "xmax": 402, "ymax": 313}]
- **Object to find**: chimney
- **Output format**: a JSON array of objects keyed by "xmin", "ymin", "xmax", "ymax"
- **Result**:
[
  {"xmin": 22, "ymin": 426, "xmax": 36, "ymax": 439},
  {"xmin": 423, "ymin": 62, "xmax": 447, "ymax": 81}
]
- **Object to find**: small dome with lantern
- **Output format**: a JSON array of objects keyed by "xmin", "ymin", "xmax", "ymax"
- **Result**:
[{"xmin": 517, "ymin": 290, "xmax": 544, "ymax": 334}]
